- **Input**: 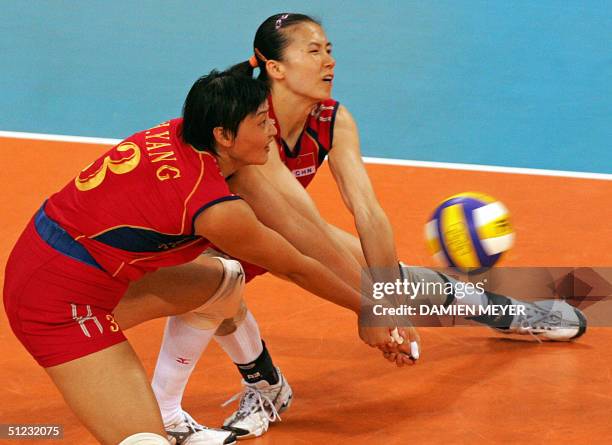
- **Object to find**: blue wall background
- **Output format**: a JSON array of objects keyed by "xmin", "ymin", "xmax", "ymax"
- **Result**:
[{"xmin": 1, "ymin": 1, "xmax": 610, "ymax": 173}]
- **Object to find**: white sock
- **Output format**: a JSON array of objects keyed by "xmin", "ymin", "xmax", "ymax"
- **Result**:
[
  {"xmin": 152, "ymin": 315, "xmax": 216, "ymax": 425},
  {"xmin": 214, "ymin": 310, "xmax": 263, "ymax": 365}
]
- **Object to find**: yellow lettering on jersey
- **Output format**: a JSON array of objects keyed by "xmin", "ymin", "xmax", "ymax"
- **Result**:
[
  {"xmin": 146, "ymin": 141, "xmax": 172, "ymax": 151},
  {"xmin": 157, "ymin": 165, "xmax": 181, "ymax": 181},
  {"xmin": 150, "ymin": 151, "xmax": 177, "ymax": 163},
  {"xmin": 75, "ymin": 142, "xmax": 141, "ymax": 191},
  {"xmin": 146, "ymin": 122, "xmax": 170, "ymax": 134},
  {"xmin": 145, "ymin": 131, "xmax": 170, "ymax": 140}
]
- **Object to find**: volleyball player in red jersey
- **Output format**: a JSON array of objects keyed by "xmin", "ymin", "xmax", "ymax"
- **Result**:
[
  {"xmin": 218, "ymin": 15, "xmax": 421, "ymax": 438},
  {"xmin": 147, "ymin": 14, "xmax": 420, "ymax": 441},
  {"xmin": 150, "ymin": 13, "xmax": 585, "ymax": 441},
  {"xmin": 2, "ymin": 70, "xmax": 379, "ymax": 445}
]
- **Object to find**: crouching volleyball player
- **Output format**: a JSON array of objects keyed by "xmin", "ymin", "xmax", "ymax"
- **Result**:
[
  {"xmin": 3, "ymin": 70, "xmax": 403, "ymax": 445},
  {"xmin": 148, "ymin": 13, "xmax": 586, "ymax": 440}
]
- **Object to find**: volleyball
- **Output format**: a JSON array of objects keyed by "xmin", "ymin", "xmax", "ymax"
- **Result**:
[{"xmin": 425, "ymin": 192, "xmax": 515, "ymax": 272}]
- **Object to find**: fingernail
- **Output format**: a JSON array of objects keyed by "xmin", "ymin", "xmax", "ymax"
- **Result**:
[{"xmin": 410, "ymin": 341, "xmax": 420, "ymax": 360}]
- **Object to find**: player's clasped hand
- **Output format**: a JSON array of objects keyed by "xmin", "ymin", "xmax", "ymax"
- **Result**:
[
  {"xmin": 381, "ymin": 326, "xmax": 420, "ymax": 367},
  {"xmin": 357, "ymin": 324, "xmax": 421, "ymax": 367},
  {"xmin": 358, "ymin": 325, "xmax": 395, "ymax": 348}
]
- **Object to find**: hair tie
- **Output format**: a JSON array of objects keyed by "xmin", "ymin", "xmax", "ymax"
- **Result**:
[
  {"xmin": 254, "ymin": 48, "xmax": 268, "ymax": 63},
  {"xmin": 248, "ymin": 55, "xmax": 258, "ymax": 68},
  {"xmin": 275, "ymin": 13, "xmax": 290, "ymax": 30}
]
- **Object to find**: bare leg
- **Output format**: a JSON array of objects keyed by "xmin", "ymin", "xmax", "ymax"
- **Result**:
[
  {"xmin": 46, "ymin": 342, "xmax": 165, "ymax": 445},
  {"xmin": 46, "ymin": 255, "xmax": 230, "ymax": 443},
  {"xmin": 115, "ymin": 255, "xmax": 224, "ymax": 329}
]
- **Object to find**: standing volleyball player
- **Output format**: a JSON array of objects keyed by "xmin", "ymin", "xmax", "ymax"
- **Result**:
[
  {"xmin": 150, "ymin": 13, "xmax": 587, "ymax": 441},
  {"xmin": 3, "ymin": 70, "xmax": 384, "ymax": 445}
]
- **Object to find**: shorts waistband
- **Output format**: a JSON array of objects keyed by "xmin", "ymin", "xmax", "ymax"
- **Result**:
[{"xmin": 35, "ymin": 204, "xmax": 102, "ymax": 270}]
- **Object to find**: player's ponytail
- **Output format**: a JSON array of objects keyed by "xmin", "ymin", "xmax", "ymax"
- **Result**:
[
  {"xmin": 247, "ymin": 13, "xmax": 320, "ymax": 83},
  {"xmin": 226, "ymin": 60, "xmax": 255, "ymax": 78},
  {"xmin": 227, "ymin": 14, "xmax": 320, "ymax": 84}
]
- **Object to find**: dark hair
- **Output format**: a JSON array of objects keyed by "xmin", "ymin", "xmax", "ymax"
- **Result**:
[
  {"xmin": 182, "ymin": 69, "xmax": 269, "ymax": 153},
  {"xmin": 228, "ymin": 13, "xmax": 320, "ymax": 81}
]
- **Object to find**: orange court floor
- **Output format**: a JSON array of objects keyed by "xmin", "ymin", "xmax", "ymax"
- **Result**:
[{"xmin": 0, "ymin": 137, "xmax": 611, "ymax": 444}]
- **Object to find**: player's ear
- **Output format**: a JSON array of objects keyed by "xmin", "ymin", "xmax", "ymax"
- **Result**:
[
  {"xmin": 213, "ymin": 127, "xmax": 233, "ymax": 149},
  {"xmin": 265, "ymin": 60, "xmax": 285, "ymax": 80}
]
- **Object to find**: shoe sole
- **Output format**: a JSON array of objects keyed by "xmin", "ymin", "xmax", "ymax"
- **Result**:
[
  {"xmin": 223, "ymin": 426, "xmax": 265, "ymax": 441},
  {"xmin": 570, "ymin": 307, "xmax": 587, "ymax": 340}
]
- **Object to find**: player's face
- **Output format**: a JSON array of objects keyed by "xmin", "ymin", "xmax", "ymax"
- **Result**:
[
  {"xmin": 230, "ymin": 103, "xmax": 277, "ymax": 166},
  {"xmin": 278, "ymin": 23, "xmax": 335, "ymax": 101}
]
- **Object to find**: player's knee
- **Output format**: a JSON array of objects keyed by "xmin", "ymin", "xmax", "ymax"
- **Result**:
[
  {"xmin": 182, "ymin": 257, "xmax": 245, "ymax": 330},
  {"xmin": 118, "ymin": 432, "xmax": 171, "ymax": 444},
  {"xmin": 207, "ymin": 258, "xmax": 245, "ymax": 319},
  {"xmin": 214, "ymin": 301, "xmax": 248, "ymax": 336}
]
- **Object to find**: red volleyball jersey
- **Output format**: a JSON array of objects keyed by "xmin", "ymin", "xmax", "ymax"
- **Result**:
[
  {"xmin": 45, "ymin": 119, "xmax": 239, "ymax": 282},
  {"xmin": 269, "ymin": 97, "xmax": 340, "ymax": 188},
  {"xmin": 226, "ymin": 98, "xmax": 340, "ymax": 283}
]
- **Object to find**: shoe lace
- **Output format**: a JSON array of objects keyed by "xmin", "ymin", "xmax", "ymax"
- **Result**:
[
  {"xmin": 166, "ymin": 411, "xmax": 205, "ymax": 445},
  {"xmin": 222, "ymin": 384, "xmax": 281, "ymax": 423},
  {"xmin": 181, "ymin": 410, "xmax": 205, "ymax": 433},
  {"xmin": 515, "ymin": 302, "xmax": 564, "ymax": 343}
]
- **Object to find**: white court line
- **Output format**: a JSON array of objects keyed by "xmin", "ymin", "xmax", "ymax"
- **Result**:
[
  {"xmin": 362, "ymin": 157, "xmax": 612, "ymax": 181},
  {"xmin": 0, "ymin": 130, "xmax": 120, "ymax": 145},
  {"xmin": 1, "ymin": 130, "xmax": 611, "ymax": 181}
]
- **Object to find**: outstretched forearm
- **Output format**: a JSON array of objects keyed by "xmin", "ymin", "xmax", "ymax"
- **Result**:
[
  {"xmin": 195, "ymin": 199, "xmax": 364, "ymax": 314},
  {"xmin": 353, "ymin": 203, "xmax": 401, "ymax": 284},
  {"xmin": 230, "ymin": 166, "xmax": 367, "ymax": 292}
]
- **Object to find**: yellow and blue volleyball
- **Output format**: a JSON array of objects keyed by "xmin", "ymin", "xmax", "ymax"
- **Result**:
[{"xmin": 425, "ymin": 192, "xmax": 515, "ymax": 273}]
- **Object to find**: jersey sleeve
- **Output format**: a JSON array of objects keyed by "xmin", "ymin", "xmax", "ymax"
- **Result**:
[{"xmin": 186, "ymin": 152, "xmax": 242, "ymax": 234}]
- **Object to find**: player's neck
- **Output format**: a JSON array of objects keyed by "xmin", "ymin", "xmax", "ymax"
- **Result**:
[
  {"xmin": 214, "ymin": 154, "xmax": 237, "ymax": 178},
  {"xmin": 271, "ymin": 86, "xmax": 318, "ymax": 141}
]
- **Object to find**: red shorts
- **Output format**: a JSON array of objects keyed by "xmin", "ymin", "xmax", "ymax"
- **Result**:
[
  {"xmin": 241, "ymin": 261, "xmax": 268, "ymax": 283},
  {"xmin": 3, "ymin": 218, "xmax": 128, "ymax": 368}
]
